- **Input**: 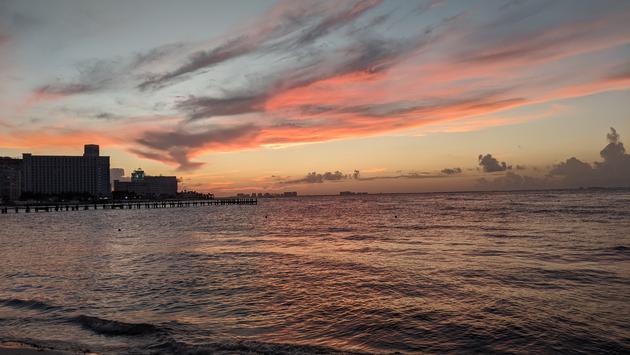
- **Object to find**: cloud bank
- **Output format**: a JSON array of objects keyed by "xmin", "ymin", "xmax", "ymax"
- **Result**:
[
  {"xmin": 549, "ymin": 127, "xmax": 630, "ymax": 187},
  {"xmin": 481, "ymin": 127, "xmax": 630, "ymax": 190}
]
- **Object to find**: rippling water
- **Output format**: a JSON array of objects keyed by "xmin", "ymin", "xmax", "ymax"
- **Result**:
[{"xmin": 1, "ymin": 191, "xmax": 629, "ymax": 354}]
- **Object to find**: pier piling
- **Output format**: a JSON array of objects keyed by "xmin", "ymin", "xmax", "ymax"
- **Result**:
[{"xmin": 0, "ymin": 198, "xmax": 256, "ymax": 215}]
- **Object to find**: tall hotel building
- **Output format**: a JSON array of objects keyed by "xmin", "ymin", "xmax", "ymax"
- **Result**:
[
  {"xmin": 0, "ymin": 157, "xmax": 22, "ymax": 201},
  {"xmin": 21, "ymin": 144, "xmax": 111, "ymax": 197}
]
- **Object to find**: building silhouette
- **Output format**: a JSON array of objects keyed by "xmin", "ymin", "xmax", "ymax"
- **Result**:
[
  {"xmin": 83, "ymin": 144, "xmax": 100, "ymax": 157},
  {"xmin": 110, "ymin": 168, "xmax": 127, "ymax": 190},
  {"xmin": 113, "ymin": 168, "xmax": 177, "ymax": 198},
  {"xmin": 21, "ymin": 144, "xmax": 110, "ymax": 197},
  {"xmin": 0, "ymin": 157, "xmax": 23, "ymax": 202}
]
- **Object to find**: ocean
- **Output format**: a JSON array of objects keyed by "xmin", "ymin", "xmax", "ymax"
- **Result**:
[{"xmin": 1, "ymin": 191, "xmax": 629, "ymax": 354}]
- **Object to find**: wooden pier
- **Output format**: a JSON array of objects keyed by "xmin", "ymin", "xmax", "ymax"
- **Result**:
[{"xmin": 0, "ymin": 198, "xmax": 257, "ymax": 214}]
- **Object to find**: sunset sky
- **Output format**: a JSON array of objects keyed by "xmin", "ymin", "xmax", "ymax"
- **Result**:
[{"xmin": 0, "ymin": 0, "xmax": 629, "ymax": 195}]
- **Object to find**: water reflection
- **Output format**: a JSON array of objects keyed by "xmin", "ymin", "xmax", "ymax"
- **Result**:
[{"xmin": 1, "ymin": 191, "xmax": 629, "ymax": 353}]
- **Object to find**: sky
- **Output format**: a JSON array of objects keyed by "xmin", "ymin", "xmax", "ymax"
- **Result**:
[{"xmin": 0, "ymin": 0, "xmax": 629, "ymax": 196}]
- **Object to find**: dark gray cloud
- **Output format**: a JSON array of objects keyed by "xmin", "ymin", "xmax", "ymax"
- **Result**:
[
  {"xmin": 33, "ymin": 58, "xmax": 125, "ymax": 96},
  {"xmin": 138, "ymin": 36, "xmax": 261, "ymax": 91},
  {"xmin": 34, "ymin": 83, "xmax": 95, "ymax": 96},
  {"xmin": 441, "ymin": 167, "xmax": 462, "ymax": 175},
  {"xmin": 290, "ymin": 0, "xmax": 381, "ymax": 47},
  {"xmin": 606, "ymin": 126, "xmax": 620, "ymax": 143},
  {"xmin": 605, "ymin": 61, "xmax": 630, "ymax": 82},
  {"xmin": 93, "ymin": 112, "xmax": 122, "ymax": 120},
  {"xmin": 147, "ymin": 3, "xmax": 459, "ymax": 122},
  {"xmin": 592, "ymin": 127, "xmax": 630, "ymax": 185},
  {"xmin": 294, "ymin": 91, "xmax": 524, "ymax": 121},
  {"xmin": 130, "ymin": 42, "xmax": 187, "ymax": 68},
  {"xmin": 134, "ymin": 123, "xmax": 260, "ymax": 171},
  {"xmin": 176, "ymin": 95, "xmax": 267, "ymax": 121},
  {"xmin": 138, "ymin": 0, "xmax": 384, "ymax": 91},
  {"xmin": 282, "ymin": 171, "xmax": 349, "ymax": 184},
  {"xmin": 479, "ymin": 128, "xmax": 630, "ymax": 190},
  {"xmin": 33, "ymin": 43, "xmax": 187, "ymax": 97},
  {"xmin": 459, "ymin": 0, "xmax": 630, "ymax": 66},
  {"xmin": 477, "ymin": 171, "xmax": 546, "ymax": 190},
  {"xmin": 0, "ymin": 2, "xmax": 42, "ymax": 35},
  {"xmin": 599, "ymin": 127, "xmax": 626, "ymax": 161},
  {"xmin": 549, "ymin": 157, "xmax": 592, "ymax": 178},
  {"xmin": 177, "ymin": 27, "xmax": 452, "ymax": 121},
  {"xmin": 478, "ymin": 154, "xmax": 511, "ymax": 172},
  {"xmin": 549, "ymin": 127, "xmax": 630, "ymax": 187}
]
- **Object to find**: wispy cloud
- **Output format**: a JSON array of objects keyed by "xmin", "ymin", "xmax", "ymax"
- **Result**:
[
  {"xmin": 137, "ymin": 0, "xmax": 384, "ymax": 91},
  {"xmin": 6, "ymin": 0, "xmax": 630, "ymax": 172},
  {"xmin": 133, "ymin": 123, "xmax": 260, "ymax": 171}
]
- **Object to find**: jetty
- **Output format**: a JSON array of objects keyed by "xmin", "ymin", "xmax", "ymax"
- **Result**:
[{"xmin": 0, "ymin": 198, "xmax": 257, "ymax": 214}]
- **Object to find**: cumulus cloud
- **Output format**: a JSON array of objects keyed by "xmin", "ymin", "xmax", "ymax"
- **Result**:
[
  {"xmin": 441, "ymin": 167, "xmax": 462, "ymax": 175},
  {"xmin": 478, "ymin": 154, "xmax": 511, "ymax": 172},
  {"xmin": 599, "ymin": 126, "xmax": 626, "ymax": 161},
  {"xmin": 548, "ymin": 127, "xmax": 630, "ymax": 187},
  {"xmin": 482, "ymin": 127, "xmax": 630, "ymax": 190},
  {"xmin": 549, "ymin": 157, "xmax": 592, "ymax": 179},
  {"xmin": 282, "ymin": 171, "xmax": 349, "ymax": 184}
]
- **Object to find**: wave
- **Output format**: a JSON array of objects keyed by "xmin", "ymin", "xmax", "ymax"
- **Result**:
[
  {"xmin": 327, "ymin": 227, "xmax": 355, "ymax": 233},
  {"xmin": 148, "ymin": 339, "xmax": 366, "ymax": 355},
  {"xmin": 0, "ymin": 298, "xmax": 61, "ymax": 312},
  {"xmin": 343, "ymin": 235, "xmax": 382, "ymax": 241},
  {"xmin": 0, "ymin": 336, "xmax": 365, "ymax": 355},
  {"xmin": 70, "ymin": 315, "xmax": 161, "ymax": 336}
]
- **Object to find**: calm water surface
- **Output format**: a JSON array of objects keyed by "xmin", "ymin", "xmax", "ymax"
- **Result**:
[{"xmin": 1, "ymin": 191, "xmax": 629, "ymax": 354}]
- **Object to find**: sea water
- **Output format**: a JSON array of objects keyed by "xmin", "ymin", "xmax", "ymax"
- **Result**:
[{"xmin": 1, "ymin": 191, "xmax": 629, "ymax": 354}]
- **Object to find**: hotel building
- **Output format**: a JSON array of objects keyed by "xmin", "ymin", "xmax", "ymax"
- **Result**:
[{"xmin": 21, "ymin": 144, "xmax": 111, "ymax": 197}]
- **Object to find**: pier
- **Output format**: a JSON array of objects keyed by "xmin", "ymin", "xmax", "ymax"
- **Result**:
[{"xmin": 0, "ymin": 198, "xmax": 257, "ymax": 214}]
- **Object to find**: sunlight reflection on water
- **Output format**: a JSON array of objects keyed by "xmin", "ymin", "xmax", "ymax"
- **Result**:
[{"xmin": 1, "ymin": 191, "xmax": 629, "ymax": 354}]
